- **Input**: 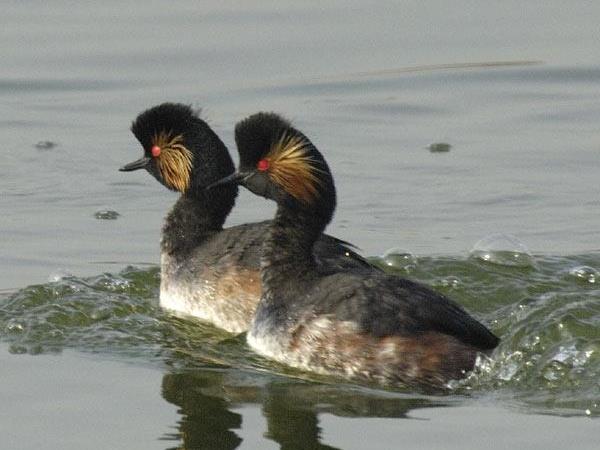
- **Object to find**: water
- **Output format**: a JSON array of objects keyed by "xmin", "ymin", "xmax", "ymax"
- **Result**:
[
  {"xmin": 2, "ymin": 0, "xmax": 600, "ymax": 448},
  {"xmin": 1, "ymin": 257, "xmax": 599, "ymax": 448}
]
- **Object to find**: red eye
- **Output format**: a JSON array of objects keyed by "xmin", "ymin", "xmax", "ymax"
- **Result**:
[
  {"xmin": 151, "ymin": 145, "xmax": 161, "ymax": 157},
  {"xmin": 257, "ymin": 159, "xmax": 269, "ymax": 171}
]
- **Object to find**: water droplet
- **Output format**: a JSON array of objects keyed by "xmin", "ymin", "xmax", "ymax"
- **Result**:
[
  {"xmin": 569, "ymin": 265, "xmax": 598, "ymax": 283},
  {"xmin": 34, "ymin": 140, "xmax": 57, "ymax": 150},
  {"xmin": 381, "ymin": 248, "xmax": 417, "ymax": 270},
  {"xmin": 94, "ymin": 210, "xmax": 120, "ymax": 220},
  {"xmin": 428, "ymin": 142, "xmax": 451, "ymax": 153},
  {"xmin": 470, "ymin": 234, "xmax": 534, "ymax": 267}
]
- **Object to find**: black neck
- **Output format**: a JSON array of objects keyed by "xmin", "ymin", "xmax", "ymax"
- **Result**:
[
  {"xmin": 261, "ymin": 202, "xmax": 327, "ymax": 288},
  {"xmin": 161, "ymin": 184, "xmax": 237, "ymax": 257}
]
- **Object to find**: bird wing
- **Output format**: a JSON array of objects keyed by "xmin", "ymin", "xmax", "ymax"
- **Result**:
[{"xmin": 311, "ymin": 273, "xmax": 499, "ymax": 350}]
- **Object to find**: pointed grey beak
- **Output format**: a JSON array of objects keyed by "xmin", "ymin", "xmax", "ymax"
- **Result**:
[
  {"xmin": 119, "ymin": 156, "xmax": 151, "ymax": 172},
  {"xmin": 205, "ymin": 171, "xmax": 253, "ymax": 190}
]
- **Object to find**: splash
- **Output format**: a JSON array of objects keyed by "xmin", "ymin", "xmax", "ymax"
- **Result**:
[{"xmin": 2, "ymin": 254, "xmax": 600, "ymax": 416}]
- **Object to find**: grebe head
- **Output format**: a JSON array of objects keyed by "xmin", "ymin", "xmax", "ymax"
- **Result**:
[
  {"xmin": 210, "ymin": 112, "xmax": 336, "ymax": 223},
  {"xmin": 121, "ymin": 103, "xmax": 236, "ymax": 197}
]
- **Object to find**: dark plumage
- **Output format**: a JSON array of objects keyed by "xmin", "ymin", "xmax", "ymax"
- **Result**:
[
  {"xmin": 120, "ymin": 103, "xmax": 376, "ymax": 333},
  {"xmin": 211, "ymin": 112, "xmax": 499, "ymax": 388}
]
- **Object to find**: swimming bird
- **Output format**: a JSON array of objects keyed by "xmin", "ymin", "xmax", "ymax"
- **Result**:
[
  {"xmin": 120, "ymin": 103, "xmax": 375, "ymax": 333},
  {"xmin": 208, "ymin": 112, "xmax": 499, "ymax": 388}
]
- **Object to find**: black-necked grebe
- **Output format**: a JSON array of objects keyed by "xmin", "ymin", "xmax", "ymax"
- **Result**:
[
  {"xmin": 120, "ymin": 103, "xmax": 375, "ymax": 333},
  {"xmin": 209, "ymin": 112, "xmax": 499, "ymax": 388}
]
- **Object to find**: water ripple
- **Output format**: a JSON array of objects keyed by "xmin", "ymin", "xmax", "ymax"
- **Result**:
[{"xmin": 1, "ymin": 254, "xmax": 600, "ymax": 416}]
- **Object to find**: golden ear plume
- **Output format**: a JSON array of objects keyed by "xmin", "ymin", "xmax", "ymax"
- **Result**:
[
  {"xmin": 152, "ymin": 131, "xmax": 193, "ymax": 192},
  {"xmin": 266, "ymin": 133, "xmax": 323, "ymax": 204}
]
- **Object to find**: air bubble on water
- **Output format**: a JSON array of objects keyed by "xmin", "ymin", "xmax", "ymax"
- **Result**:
[
  {"xmin": 469, "ymin": 234, "xmax": 534, "ymax": 267},
  {"xmin": 568, "ymin": 265, "xmax": 598, "ymax": 283},
  {"xmin": 381, "ymin": 248, "xmax": 417, "ymax": 270},
  {"xmin": 94, "ymin": 210, "xmax": 120, "ymax": 220},
  {"xmin": 440, "ymin": 276, "xmax": 460, "ymax": 288},
  {"xmin": 6, "ymin": 319, "xmax": 25, "ymax": 334},
  {"xmin": 48, "ymin": 269, "xmax": 73, "ymax": 282}
]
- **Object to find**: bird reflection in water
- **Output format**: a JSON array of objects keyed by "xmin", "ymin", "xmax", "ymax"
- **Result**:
[{"xmin": 159, "ymin": 369, "xmax": 447, "ymax": 450}]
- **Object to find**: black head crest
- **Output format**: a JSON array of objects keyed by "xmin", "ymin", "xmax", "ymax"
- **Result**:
[{"xmin": 235, "ymin": 113, "xmax": 328, "ymax": 205}]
